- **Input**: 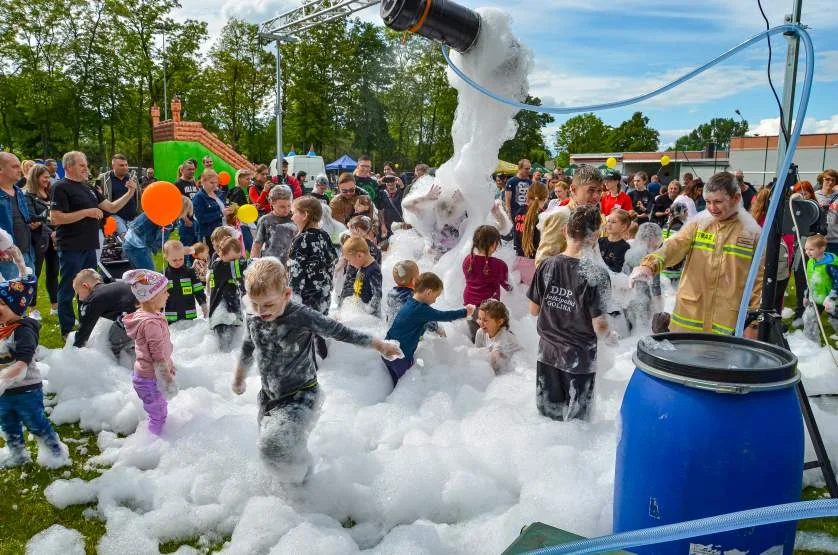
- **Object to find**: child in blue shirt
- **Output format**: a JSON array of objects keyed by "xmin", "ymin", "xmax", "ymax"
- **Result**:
[
  {"xmin": 0, "ymin": 274, "xmax": 69, "ymax": 467},
  {"xmin": 383, "ymin": 272, "xmax": 474, "ymax": 385},
  {"xmin": 341, "ymin": 236, "xmax": 382, "ymax": 316}
]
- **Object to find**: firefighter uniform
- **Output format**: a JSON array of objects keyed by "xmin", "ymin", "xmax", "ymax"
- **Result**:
[{"xmin": 641, "ymin": 213, "xmax": 763, "ymax": 335}]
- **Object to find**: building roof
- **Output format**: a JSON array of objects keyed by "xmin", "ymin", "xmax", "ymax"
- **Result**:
[{"xmin": 731, "ymin": 133, "xmax": 838, "ymax": 150}]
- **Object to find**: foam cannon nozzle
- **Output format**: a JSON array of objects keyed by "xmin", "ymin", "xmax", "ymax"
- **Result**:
[{"xmin": 380, "ymin": 0, "xmax": 481, "ymax": 54}]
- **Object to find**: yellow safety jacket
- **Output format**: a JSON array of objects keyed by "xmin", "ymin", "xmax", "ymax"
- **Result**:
[{"xmin": 640, "ymin": 213, "xmax": 763, "ymax": 335}]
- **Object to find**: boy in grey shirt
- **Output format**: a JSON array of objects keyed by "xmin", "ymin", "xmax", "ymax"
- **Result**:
[
  {"xmin": 251, "ymin": 185, "xmax": 297, "ymax": 262},
  {"xmin": 232, "ymin": 257, "xmax": 401, "ymax": 483}
]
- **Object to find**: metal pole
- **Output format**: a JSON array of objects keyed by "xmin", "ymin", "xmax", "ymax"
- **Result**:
[
  {"xmin": 275, "ymin": 39, "xmax": 283, "ymax": 170},
  {"xmin": 162, "ymin": 28, "xmax": 169, "ymax": 121},
  {"xmin": 774, "ymin": 0, "xmax": 803, "ymax": 173}
]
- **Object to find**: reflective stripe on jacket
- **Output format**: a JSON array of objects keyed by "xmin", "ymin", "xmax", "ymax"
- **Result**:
[{"xmin": 641, "ymin": 213, "xmax": 763, "ymax": 335}]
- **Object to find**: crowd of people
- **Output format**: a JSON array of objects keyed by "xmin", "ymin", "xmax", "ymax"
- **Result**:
[{"xmin": 0, "ymin": 146, "xmax": 836, "ymax": 480}]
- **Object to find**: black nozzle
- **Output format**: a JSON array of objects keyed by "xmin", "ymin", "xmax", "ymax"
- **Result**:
[{"xmin": 381, "ymin": 0, "xmax": 481, "ymax": 54}]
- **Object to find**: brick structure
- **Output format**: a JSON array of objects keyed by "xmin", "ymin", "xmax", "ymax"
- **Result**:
[{"xmin": 151, "ymin": 98, "xmax": 255, "ymax": 172}]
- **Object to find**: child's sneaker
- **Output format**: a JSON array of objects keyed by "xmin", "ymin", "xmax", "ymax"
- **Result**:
[
  {"xmin": 1, "ymin": 443, "xmax": 31, "ymax": 467},
  {"xmin": 36, "ymin": 436, "xmax": 70, "ymax": 468},
  {"xmin": 29, "ymin": 309, "xmax": 42, "ymax": 321},
  {"xmin": 50, "ymin": 307, "xmax": 58, "ymax": 316}
]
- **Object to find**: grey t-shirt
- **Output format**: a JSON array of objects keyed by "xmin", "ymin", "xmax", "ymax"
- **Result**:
[
  {"xmin": 254, "ymin": 213, "xmax": 297, "ymax": 262},
  {"xmin": 527, "ymin": 254, "xmax": 609, "ymax": 374}
]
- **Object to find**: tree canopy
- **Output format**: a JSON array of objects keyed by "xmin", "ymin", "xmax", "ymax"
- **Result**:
[{"xmin": 552, "ymin": 111, "xmax": 659, "ymax": 166}]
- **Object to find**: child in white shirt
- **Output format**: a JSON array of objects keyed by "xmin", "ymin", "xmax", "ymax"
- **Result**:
[{"xmin": 474, "ymin": 299, "xmax": 520, "ymax": 374}]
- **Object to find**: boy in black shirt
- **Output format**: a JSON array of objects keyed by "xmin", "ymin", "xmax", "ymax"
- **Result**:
[
  {"xmin": 163, "ymin": 240, "xmax": 207, "ymax": 324},
  {"xmin": 72, "ymin": 269, "xmax": 137, "ymax": 358},
  {"xmin": 208, "ymin": 237, "xmax": 248, "ymax": 352},
  {"xmin": 528, "ymin": 205, "xmax": 616, "ymax": 421},
  {"xmin": 0, "ymin": 274, "xmax": 69, "ymax": 467},
  {"xmin": 340, "ymin": 236, "xmax": 382, "ymax": 316}
]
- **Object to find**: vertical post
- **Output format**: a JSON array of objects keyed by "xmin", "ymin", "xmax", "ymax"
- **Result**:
[
  {"xmin": 275, "ymin": 39, "xmax": 283, "ymax": 171},
  {"xmin": 162, "ymin": 28, "xmax": 168, "ymax": 121},
  {"xmin": 774, "ymin": 0, "xmax": 803, "ymax": 173},
  {"xmin": 759, "ymin": 0, "xmax": 802, "ymax": 342}
]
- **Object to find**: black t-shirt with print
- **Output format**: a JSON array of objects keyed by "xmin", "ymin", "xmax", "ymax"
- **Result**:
[
  {"xmin": 51, "ymin": 178, "xmax": 105, "ymax": 251},
  {"xmin": 527, "ymin": 254, "xmax": 609, "ymax": 373},
  {"xmin": 176, "ymin": 178, "xmax": 199, "ymax": 199},
  {"xmin": 598, "ymin": 237, "xmax": 630, "ymax": 273},
  {"xmin": 513, "ymin": 205, "xmax": 540, "ymax": 258},
  {"xmin": 628, "ymin": 189, "xmax": 652, "ymax": 218}
]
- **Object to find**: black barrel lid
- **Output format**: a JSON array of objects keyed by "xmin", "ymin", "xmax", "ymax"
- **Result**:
[{"xmin": 635, "ymin": 333, "xmax": 798, "ymax": 385}]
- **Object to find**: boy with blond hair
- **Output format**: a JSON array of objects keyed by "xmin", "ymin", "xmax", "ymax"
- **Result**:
[
  {"xmin": 340, "ymin": 236, "xmax": 382, "ymax": 316},
  {"xmin": 804, "ymin": 234, "xmax": 838, "ymax": 330},
  {"xmin": 384, "ymin": 272, "xmax": 474, "ymax": 385},
  {"xmin": 232, "ymin": 257, "xmax": 401, "ymax": 481},
  {"xmin": 163, "ymin": 240, "xmax": 207, "ymax": 323}
]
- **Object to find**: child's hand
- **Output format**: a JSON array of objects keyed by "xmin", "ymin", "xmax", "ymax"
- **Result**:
[
  {"xmin": 201, "ymin": 303, "xmax": 208, "ymax": 318},
  {"xmin": 232, "ymin": 374, "xmax": 246, "ymax": 395},
  {"xmin": 373, "ymin": 338, "xmax": 404, "ymax": 361},
  {"xmin": 629, "ymin": 266, "xmax": 653, "ymax": 287},
  {"xmin": 465, "ymin": 304, "xmax": 476, "ymax": 317},
  {"xmin": 437, "ymin": 327, "xmax": 447, "ymax": 338}
]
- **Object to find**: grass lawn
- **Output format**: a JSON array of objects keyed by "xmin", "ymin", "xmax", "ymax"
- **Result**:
[{"xmin": 1, "ymin": 269, "xmax": 837, "ymax": 553}]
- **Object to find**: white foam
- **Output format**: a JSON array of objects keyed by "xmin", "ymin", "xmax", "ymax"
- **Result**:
[{"xmin": 26, "ymin": 525, "xmax": 85, "ymax": 555}]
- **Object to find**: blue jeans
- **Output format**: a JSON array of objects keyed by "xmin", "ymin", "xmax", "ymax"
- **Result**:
[
  {"xmin": 57, "ymin": 249, "xmax": 98, "ymax": 336},
  {"xmin": 242, "ymin": 225, "xmax": 254, "ymax": 253},
  {"xmin": 0, "ymin": 386, "xmax": 58, "ymax": 449},
  {"xmin": 123, "ymin": 242, "xmax": 156, "ymax": 271}
]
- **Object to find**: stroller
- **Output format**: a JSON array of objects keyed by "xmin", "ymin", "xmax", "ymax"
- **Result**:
[{"xmin": 98, "ymin": 233, "xmax": 132, "ymax": 282}]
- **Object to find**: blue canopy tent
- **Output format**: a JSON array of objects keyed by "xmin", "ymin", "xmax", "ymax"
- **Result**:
[{"xmin": 325, "ymin": 154, "xmax": 357, "ymax": 172}]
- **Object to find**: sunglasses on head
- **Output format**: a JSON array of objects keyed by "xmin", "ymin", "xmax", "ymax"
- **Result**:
[{"xmin": 339, "ymin": 187, "xmax": 356, "ymax": 194}]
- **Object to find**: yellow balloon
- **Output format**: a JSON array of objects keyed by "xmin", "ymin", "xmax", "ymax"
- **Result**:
[
  {"xmin": 660, "ymin": 155, "xmax": 671, "ymax": 166},
  {"xmin": 237, "ymin": 204, "xmax": 258, "ymax": 224},
  {"xmin": 606, "ymin": 157, "xmax": 617, "ymax": 169}
]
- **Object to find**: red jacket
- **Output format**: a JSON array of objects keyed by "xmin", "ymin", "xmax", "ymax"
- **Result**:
[
  {"xmin": 249, "ymin": 185, "xmax": 270, "ymax": 213},
  {"xmin": 601, "ymin": 191, "xmax": 632, "ymax": 215},
  {"xmin": 272, "ymin": 174, "xmax": 303, "ymax": 198}
]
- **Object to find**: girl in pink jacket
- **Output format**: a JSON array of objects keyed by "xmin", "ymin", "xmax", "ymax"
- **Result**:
[{"xmin": 122, "ymin": 269, "xmax": 177, "ymax": 435}]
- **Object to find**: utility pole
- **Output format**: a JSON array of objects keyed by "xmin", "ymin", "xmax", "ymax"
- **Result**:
[{"xmin": 259, "ymin": 33, "xmax": 297, "ymax": 170}]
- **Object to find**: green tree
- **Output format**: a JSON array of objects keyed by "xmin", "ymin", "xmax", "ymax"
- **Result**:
[
  {"xmin": 499, "ymin": 95, "xmax": 554, "ymax": 164},
  {"xmin": 553, "ymin": 113, "xmax": 611, "ymax": 167},
  {"xmin": 608, "ymin": 111, "xmax": 659, "ymax": 152},
  {"xmin": 673, "ymin": 117, "xmax": 748, "ymax": 151}
]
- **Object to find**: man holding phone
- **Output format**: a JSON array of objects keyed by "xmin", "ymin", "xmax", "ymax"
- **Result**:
[{"xmin": 98, "ymin": 153, "xmax": 140, "ymax": 234}]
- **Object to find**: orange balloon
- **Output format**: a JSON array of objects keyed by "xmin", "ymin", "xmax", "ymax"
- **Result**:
[
  {"xmin": 103, "ymin": 216, "xmax": 118, "ymax": 236},
  {"xmin": 218, "ymin": 170, "xmax": 231, "ymax": 186},
  {"xmin": 141, "ymin": 181, "xmax": 182, "ymax": 227}
]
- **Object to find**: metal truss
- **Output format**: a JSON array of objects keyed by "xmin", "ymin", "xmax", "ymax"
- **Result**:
[{"xmin": 261, "ymin": 0, "xmax": 382, "ymax": 38}]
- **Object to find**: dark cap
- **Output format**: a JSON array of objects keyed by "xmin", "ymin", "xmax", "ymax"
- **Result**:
[{"xmin": 603, "ymin": 169, "xmax": 621, "ymax": 181}]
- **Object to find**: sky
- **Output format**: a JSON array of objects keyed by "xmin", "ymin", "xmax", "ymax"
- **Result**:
[{"xmin": 176, "ymin": 0, "xmax": 838, "ymax": 150}]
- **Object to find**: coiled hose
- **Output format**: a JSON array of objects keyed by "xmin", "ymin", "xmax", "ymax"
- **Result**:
[
  {"xmin": 441, "ymin": 23, "xmax": 815, "ymax": 337},
  {"xmin": 521, "ymin": 499, "xmax": 838, "ymax": 554}
]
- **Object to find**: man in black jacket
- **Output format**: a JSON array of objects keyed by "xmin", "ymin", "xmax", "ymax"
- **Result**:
[{"xmin": 72, "ymin": 269, "xmax": 137, "ymax": 359}]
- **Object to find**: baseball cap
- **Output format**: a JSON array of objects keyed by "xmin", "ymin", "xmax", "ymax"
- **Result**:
[{"xmin": 603, "ymin": 169, "xmax": 621, "ymax": 181}]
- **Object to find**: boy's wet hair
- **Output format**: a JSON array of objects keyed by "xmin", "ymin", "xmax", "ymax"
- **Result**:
[
  {"xmin": 219, "ymin": 236, "xmax": 242, "ymax": 255},
  {"xmin": 567, "ymin": 205, "xmax": 602, "ymax": 241},
  {"xmin": 393, "ymin": 260, "xmax": 419, "ymax": 286},
  {"xmin": 163, "ymin": 240, "xmax": 184, "ymax": 256},
  {"xmin": 72, "ymin": 268, "xmax": 102, "ymax": 289},
  {"xmin": 245, "ymin": 257, "xmax": 289, "ymax": 297},
  {"xmin": 341, "ymin": 236, "xmax": 369, "ymax": 256},
  {"xmin": 191, "ymin": 242, "xmax": 208, "ymax": 257},
  {"xmin": 704, "ymin": 171, "xmax": 738, "ymax": 197},
  {"xmin": 807, "ymin": 234, "xmax": 827, "ymax": 249},
  {"xmin": 414, "ymin": 272, "xmax": 443, "ymax": 293},
  {"xmin": 210, "ymin": 226, "xmax": 235, "ymax": 246},
  {"xmin": 572, "ymin": 165, "xmax": 603, "ymax": 188},
  {"xmin": 269, "ymin": 185, "xmax": 292, "ymax": 202},
  {"xmin": 348, "ymin": 215, "xmax": 372, "ymax": 233},
  {"xmin": 479, "ymin": 299, "xmax": 510, "ymax": 329}
]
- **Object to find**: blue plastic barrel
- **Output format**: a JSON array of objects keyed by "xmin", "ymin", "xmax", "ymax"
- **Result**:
[{"xmin": 614, "ymin": 333, "xmax": 803, "ymax": 555}]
